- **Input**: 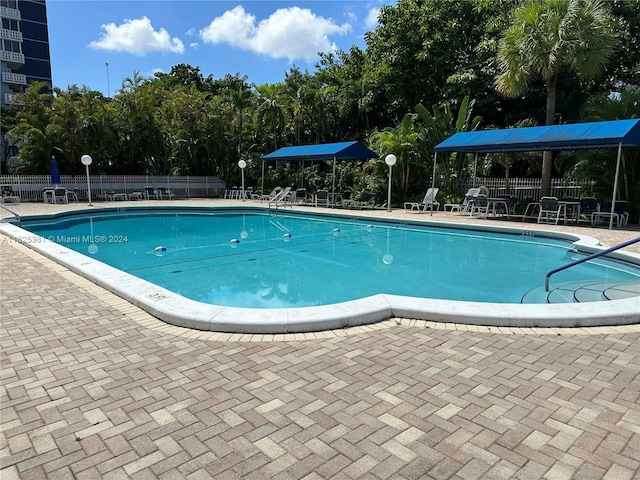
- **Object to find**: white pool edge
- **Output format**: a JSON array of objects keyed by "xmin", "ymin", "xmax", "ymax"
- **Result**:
[{"xmin": 2, "ymin": 210, "xmax": 639, "ymax": 332}]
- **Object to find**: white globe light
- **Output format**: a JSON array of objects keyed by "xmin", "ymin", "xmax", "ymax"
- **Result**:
[
  {"xmin": 81, "ymin": 154, "xmax": 93, "ymax": 166},
  {"xmin": 385, "ymin": 154, "xmax": 397, "ymax": 166},
  {"xmin": 238, "ymin": 160, "xmax": 247, "ymax": 169}
]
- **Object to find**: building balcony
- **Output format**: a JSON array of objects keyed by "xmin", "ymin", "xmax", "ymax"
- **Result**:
[
  {"xmin": 0, "ymin": 27, "xmax": 23, "ymax": 42},
  {"xmin": 2, "ymin": 71, "xmax": 26, "ymax": 85},
  {"xmin": 0, "ymin": 49, "xmax": 24, "ymax": 67},
  {"xmin": 4, "ymin": 92, "xmax": 17, "ymax": 104},
  {"xmin": 0, "ymin": 5, "xmax": 21, "ymax": 21}
]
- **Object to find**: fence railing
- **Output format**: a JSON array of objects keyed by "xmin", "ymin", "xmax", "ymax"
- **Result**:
[
  {"xmin": 1, "ymin": 174, "xmax": 604, "ymax": 204},
  {"xmin": 454, "ymin": 177, "xmax": 603, "ymax": 203},
  {"xmin": 0, "ymin": 175, "xmax": 226, "ymax": 202}
]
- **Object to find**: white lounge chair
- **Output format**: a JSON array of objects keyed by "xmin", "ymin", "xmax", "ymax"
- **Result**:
[
  {"xmin": 591, "ymin": 200, "xmax": 629, "ymax": 227},
  {"xmin": 255, "ymin": 186, "xmax": 281, "ymax": 202},
  {"xmin": 268, "ymin": 186, "xmax": 292, "ymax": 209},
  {"xmin": 444, "ymin": 187, "xmax": 481, "ymax": 214},
  {"xmin": 404, "ymin": 188, "xmax": 440, "ymax": 212},
  {"xmin": 1, "ymin": 185, "xmax": 20, "ymax": 204},
  {"xmin": 348, "ymin": 192, "xmax": 376, "ymax": 209}
]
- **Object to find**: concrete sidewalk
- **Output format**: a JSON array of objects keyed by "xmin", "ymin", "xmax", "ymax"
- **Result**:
[{"xmin": 1, "ymin": 200, "xmax": 639, "ymax": 479}]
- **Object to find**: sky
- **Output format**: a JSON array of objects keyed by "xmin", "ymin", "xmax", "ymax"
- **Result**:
[{"xmin": 46, "ymin": 0, "xmax": 391, "ymax": 96}]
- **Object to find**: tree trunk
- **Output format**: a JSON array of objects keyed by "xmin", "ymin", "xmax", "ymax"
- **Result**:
[{"xmin": 541, "ymin": 76, "xmax": 557, "ymax": 197}]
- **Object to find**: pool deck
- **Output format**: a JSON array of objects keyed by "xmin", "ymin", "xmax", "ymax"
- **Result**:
[{"xmin": 1, "ymin": 200, "xmax": 639, "ymax": 479}]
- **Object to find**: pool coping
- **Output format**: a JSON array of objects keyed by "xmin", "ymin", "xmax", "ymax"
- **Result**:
[{"xmin": 2, "ymin": 205, "xmax": 639, "ymax": 332}]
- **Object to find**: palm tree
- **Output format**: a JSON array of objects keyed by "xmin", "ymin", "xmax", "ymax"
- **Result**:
[
  {"xmin": 495, "ymin": 0, "xmax": 617, "ymax": 196},
  {"xmin": 370, "ymin": 114, "xmax": 420, "ymax": 200},
  {"xmin": 255, "ymin": 83, "xmax": 286, "ymax": 151},
  {"xmin": 415, "ymin": 96, "xmax": 482, "ymax": 194},
  {"xmin": 121, "ymin": 70, "xmax": 146, "ymax": 93},
  {"xmin": 223, "ymin": 83, "xmax": 254, "ymax": 164}
]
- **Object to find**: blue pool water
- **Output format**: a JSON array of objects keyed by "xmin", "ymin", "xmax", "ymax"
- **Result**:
[{"xmin": 22, "ymin": 209, "xmax": 640, "ymax": 308}]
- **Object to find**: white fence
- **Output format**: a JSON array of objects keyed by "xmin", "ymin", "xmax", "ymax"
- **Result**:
[
  {"xmin": 1, "ymin": 174, "xmax": 603, "ymax": 204},
  {"xmin": 455, "ymin": 177, "xmax": 602, "ymax": 202},
  {"xmin": 0, "ymin": 175, "xmax": 226, "ymax": 202}
]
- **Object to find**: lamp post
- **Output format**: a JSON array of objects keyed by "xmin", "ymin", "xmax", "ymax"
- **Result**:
[
  {"xmin": 385, "ymin": 154, "xmax": 397, "ymax": 212},
  {"xmin": 81, "ymin": 154, "xmax": 93, "ymax": 206},
  {"xmin": 238, "ymin": 159, "xmax": 247, "ymax": 201}
]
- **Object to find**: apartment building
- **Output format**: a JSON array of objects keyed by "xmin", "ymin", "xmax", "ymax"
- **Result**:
[{"xmin": 1, "ymin": 0, "xmax": 51, "ymax": 165}]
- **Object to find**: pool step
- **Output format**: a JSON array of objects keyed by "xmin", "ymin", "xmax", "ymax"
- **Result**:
[{"xmin": 521, "ymin": 281, "xmax": 640, "ymax": 304}]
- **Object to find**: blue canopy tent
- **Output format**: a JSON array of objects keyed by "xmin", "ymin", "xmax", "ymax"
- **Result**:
[
  {"xmin": 261, "ymin": 141, "xmax": 378, "ymax": 203},
  {"xmin": 433, "ymin": 119, "xmax": 640, "ymax": 228}
]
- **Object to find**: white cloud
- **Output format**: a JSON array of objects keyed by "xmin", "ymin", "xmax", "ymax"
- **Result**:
[
  {"xmin": 199, "ymin": 6, "xmax": 351, "ymax": 62},
  {"xmin": 89, "ymin": 16, "xmax": 184, "ymax": 56},
  {"xmin": 365, "ymin": 7, "xmax": 380, "ymax": 29},
  {"xmin": 189, "ymin": 42, "xmax": 199, "ymax": 49}
]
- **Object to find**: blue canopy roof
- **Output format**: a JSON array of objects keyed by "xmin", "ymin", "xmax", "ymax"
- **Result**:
[
  {"xmin": 263, "ymin": 141, "xmax": 377, "ymax": 161},
  {"xmin": 434, "ymin": 119, "xmax": 640, "ymax": 153}
]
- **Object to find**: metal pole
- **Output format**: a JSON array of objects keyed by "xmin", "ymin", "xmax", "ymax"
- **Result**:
[
  {"xmin": 241, "ymin": 167, "xmax": 245, "ymax": 200},
  {"xmin": 430, "ymin": 152, "xmax": 437, "ymax": 217},
  {"xmin": 473, "ymin": 153, "xmax": 478, "ymax": 187},
  {"xmin": 85, "ymin": 164, "xmax": 92, "ymax": 206},
  {"xmin": 609, "ymin": 143, "xmax": 623, "ymax": 230},
  {"xmin": 386, "ymin": 164, "xmax": 393, "ymax": 212},
  {"xmin": 332, "ymin": 156, "xmax": 336, "ymax": 208}
]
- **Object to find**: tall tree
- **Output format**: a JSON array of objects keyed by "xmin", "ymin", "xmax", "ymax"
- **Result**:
[
  {"xmin": 495, "ymin": 0, "xmax": 618, "ymax": 196},
  {"xmin": 255, "ymin": 83, "xmax": 287, "ymax": 151},
  {"xmin": 363, "ymin": 0, "xmax": 520, "ymax": 125}
]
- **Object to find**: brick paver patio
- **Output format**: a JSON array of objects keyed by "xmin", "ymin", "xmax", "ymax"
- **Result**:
[{"xmin": 1, "ymin": 201, "xmax": 639, "ymax": 479}]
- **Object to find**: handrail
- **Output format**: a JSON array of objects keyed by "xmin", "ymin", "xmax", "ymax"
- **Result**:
[
  {"xmin": 0, "ymin": 204, "xmax": 21, "ymax": 224},
  {"xmin": 545, "ymin": 237, "xmax": 640, "ymax": 291}
]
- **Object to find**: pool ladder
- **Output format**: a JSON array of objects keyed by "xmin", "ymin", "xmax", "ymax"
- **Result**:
[
  {"xmin": 545, "ymin": 237, "xmax": 640, "ymax": 291},
  {"xmin": 0, "ymin": 204, "xmax": 21, "ymax": 225}
]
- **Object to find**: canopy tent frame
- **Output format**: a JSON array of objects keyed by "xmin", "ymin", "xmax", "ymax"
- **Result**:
[
  {"xmin": 261, "ymin": 141, "xmax": 378, "ymax": 206},
  {"xmin": 432, "ymin": 119, "xmax": 640, "ymax": 228}
]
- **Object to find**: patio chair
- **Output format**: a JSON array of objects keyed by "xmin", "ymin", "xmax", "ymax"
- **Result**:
[
  {"xmin": 355, "ymin": 193, "xmax": 376, "ymax": 209},
  {"xmin": 592, "ymin": 200, "xmax": 629, "ymax": 227},
  {"xmin": 537, "ymin": 196, "xmax": 566, "ymax": 224},
  {"xmin": 53, "ymin": 187, "xmax": 69, "ymax": 204},
  {"xmin": 493, "ymin": 195, "xmax": 517, "ymax": 217},
  {"xmin": 268, "ymin": 186, "xmax": 293, "ymax": 209},
  {"xmin": 315, "ymin": 189, "xmax": 329, "ymax": 207},
  {"xmin": 336, "ymin": 191, "xmax": 351, "ymax": 208},
  {"xmin": 444, "ymin": 187, "xmax": 480, "ymax": 214},
  {"xmin": 468, "ymin": 194, "xmax": 489, "ymax": 217},
  {"xmin": 144, "ymin": 186, "xmax": 159, "ymax": 200},
  {"xmin": 156, "ymin": 186, "xmax": 173, "ymax": 199},
  {"xmin": 1, "ymin": 185, "xmax": 21, "ymax": 204},
  {"xmin": 224, "ymin": 186, "xmax": 238, "ymax": 199},
  {"xmin": 255, "ymin": 186, "xmax": 281, "ymax": 202},
  {"xmin": 295, "ymin": 188, "xmax": 308, "ymax": 204},
  {"xmin": 404, "ymin": 188, "xmax": 440, "ymax": 212},
  {"xmin": 579, "ymin": 197, "xmax": 599, "ymax": 222}
]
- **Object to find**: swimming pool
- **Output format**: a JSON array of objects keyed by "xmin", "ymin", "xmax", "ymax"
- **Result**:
[{"xmin": 4, "ymin": 206, "xmax": 640, "ymax": 332}]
